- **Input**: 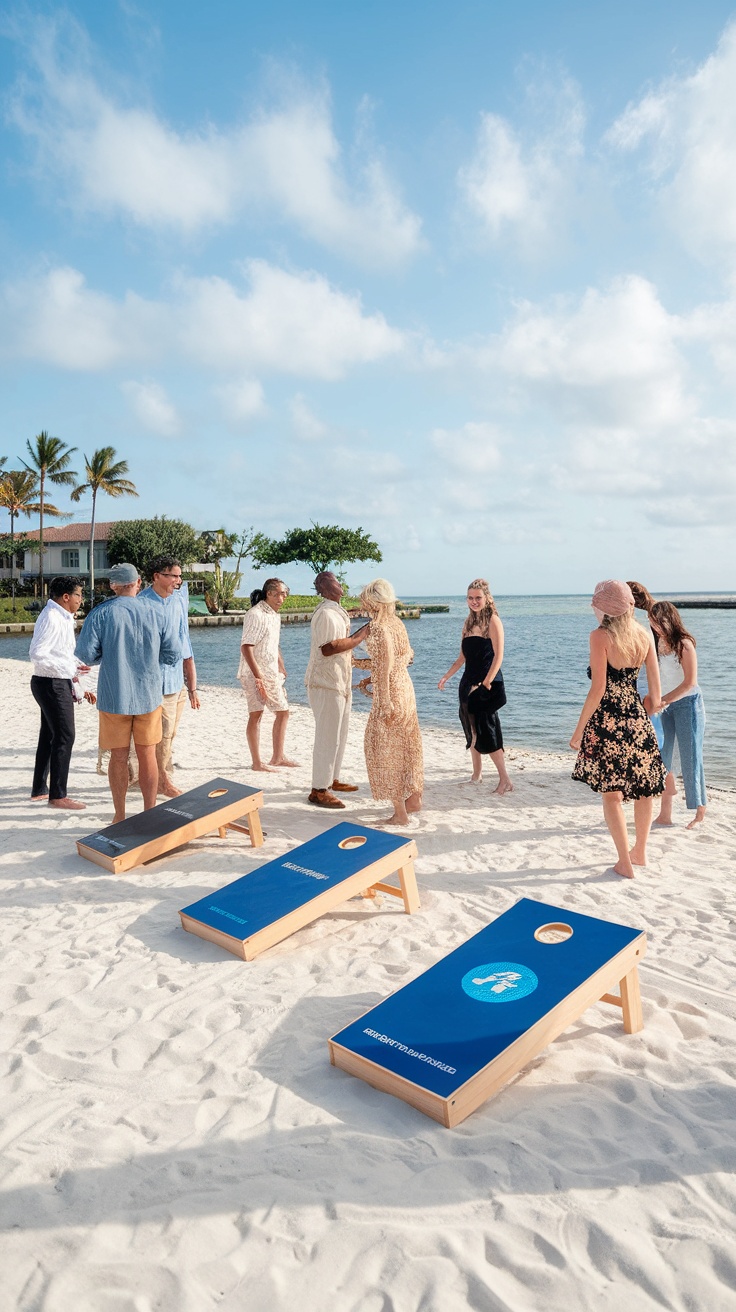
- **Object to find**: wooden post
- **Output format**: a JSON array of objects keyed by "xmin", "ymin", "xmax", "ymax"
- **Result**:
[
  {"xmin": 243, "ymin": 808, "xmax": 264, "ymax": 848},
  {"xmin": 397, "ymin": 860, "xmax": 420, "ymax": 914},
  {"xmin": 619, "ymin": 966, "xmax": 643, "ymax": 1034}
]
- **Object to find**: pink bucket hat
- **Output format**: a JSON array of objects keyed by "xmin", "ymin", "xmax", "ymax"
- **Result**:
[{"xmin": 591, "ymin": 579, "xmax": 634, "ymax": 618}]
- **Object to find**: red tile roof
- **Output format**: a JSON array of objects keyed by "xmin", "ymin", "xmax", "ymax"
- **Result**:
[{"xmin": 25, "ymin": 522, "xmax": 114, "ymax": 543}]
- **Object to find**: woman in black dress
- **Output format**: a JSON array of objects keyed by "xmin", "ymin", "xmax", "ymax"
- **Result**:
[
  {"xmin": 571, "ymin": 579, "xmax": 666, "ymax": 879},
  {"xmin": 438, "ymin": 578, "xmax": 512, "ymax": 793}
]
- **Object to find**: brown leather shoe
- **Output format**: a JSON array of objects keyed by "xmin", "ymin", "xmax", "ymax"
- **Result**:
[
  {"xmin": 332, "ymin": 780, "xmax": 359, "ymax": 792},
  {"xmin": 308, "ymin": 788, "xmax": 345, "ymax": 809}
]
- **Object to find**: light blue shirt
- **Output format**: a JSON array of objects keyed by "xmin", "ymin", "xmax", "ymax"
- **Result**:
[
  {"xmin": 138, "ymin": 584, "xmax": 193, "ymax": 695},
  {"xmin": 75, "ymin": 595, "xmax": 181, "ymax": 715}
]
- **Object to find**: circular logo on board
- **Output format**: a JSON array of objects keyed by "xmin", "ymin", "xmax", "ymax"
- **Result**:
[{"xmin": 461, "ymin": 961, "xmax": 538, "ymax": 1004}]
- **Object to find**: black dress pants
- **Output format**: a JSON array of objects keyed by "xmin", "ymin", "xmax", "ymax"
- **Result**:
[{"xmin": 30, "ymin": 676, "xmax": 76, "ymax": 800}]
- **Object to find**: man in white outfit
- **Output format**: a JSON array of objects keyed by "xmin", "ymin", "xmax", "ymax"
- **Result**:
[{"xmin": 305, "ymin": 571, "xmax": 369, "ymax": 809}]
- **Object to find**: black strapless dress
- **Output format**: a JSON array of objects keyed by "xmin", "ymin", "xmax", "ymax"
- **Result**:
[{"xmin": 459, "ymin": 636, "xmax": 506, "ymax": 755}]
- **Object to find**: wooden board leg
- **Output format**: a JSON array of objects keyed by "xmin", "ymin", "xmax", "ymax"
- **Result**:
[
  {"xmin": 218, "ymin": 826, "xmax": 228, "ymax": 839},
  {"xmin": 397, "ymin": 860, "xmax": 420, "ymax": 914},
  {"xmin": 246, "ymin": 808, "xmax": 264, "ymax": 848},
  {"xmin": 619, "ymin": 966, "xmax": 643, "ymax": 1034}
]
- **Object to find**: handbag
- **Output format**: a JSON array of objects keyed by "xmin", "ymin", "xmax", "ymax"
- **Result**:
[{"xmin": 467, "ymin": 679, "xmax": 507, "ymax": 716}]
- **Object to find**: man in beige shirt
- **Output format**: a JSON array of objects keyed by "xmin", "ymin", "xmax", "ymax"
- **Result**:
[{"xmin": 305, "ymin": 571, "xmax": 369, "ymax": 809}]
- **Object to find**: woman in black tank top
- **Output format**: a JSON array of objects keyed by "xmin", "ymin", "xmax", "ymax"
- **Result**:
[{"xmin": 438, "ymin": 578, "xmax": 512, "ymax": 793}]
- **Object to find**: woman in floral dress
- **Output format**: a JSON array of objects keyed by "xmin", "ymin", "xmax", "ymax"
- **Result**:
[
  {"xmin": 359, "ymin": 578, "xmax": 424, "ymax": 826},
  {"xmin": 571, "ymin": 579, "xmax": 666, "ymax": 879}
]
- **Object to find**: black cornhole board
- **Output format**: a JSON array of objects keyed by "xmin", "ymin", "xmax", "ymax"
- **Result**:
[
  {"xmin": 76, "ymin": 777, "xmax": 264, "ymax": 873},
  {"xmin": 329, "ymin": 897, "xmax": 646, "ymax": 1127}
]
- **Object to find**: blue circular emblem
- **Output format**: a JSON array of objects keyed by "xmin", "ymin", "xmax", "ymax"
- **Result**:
[{"xmin": 461, "ymin": 961, "xmax": 538, "ymax": 1004}]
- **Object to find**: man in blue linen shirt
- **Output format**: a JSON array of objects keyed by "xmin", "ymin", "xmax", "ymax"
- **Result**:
[
  {"xmin": 139, "ymin": 553, "xmax": 200, "ymax": 799},
  {"xmin": 76, "ymin": 562, "xmax": 181, "ymax": 821}
]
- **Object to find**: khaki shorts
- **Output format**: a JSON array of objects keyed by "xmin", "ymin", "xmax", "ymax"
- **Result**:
[{"xmin": 98, "ymin": 707, "xmax": 163, "ymax": 751}]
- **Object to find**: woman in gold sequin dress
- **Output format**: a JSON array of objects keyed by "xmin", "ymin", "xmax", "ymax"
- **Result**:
[{"xmin": 359, "ymin": 579, "xmax": 424, "ymax": 826}]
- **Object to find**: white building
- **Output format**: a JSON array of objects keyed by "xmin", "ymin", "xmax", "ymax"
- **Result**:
[
  {"xmin": 21, "ymin": 522, "xmax": 113, "ymax": 583},
  {"xmin": 15, "ymin": 522, "xmax": 216, "ymax": 589}
]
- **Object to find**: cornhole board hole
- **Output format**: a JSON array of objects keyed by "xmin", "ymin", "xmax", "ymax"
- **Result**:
[
  {"xmin": 179, "ymin": 821, "xmax": 419, "ymax": 961},
  {"xmin": 328, "ymin": 897, "xmax": 646, "ymax": 1128},
  {"xmin": 76, "ymin": 778, "xmax": 264, "ymax": 874}
]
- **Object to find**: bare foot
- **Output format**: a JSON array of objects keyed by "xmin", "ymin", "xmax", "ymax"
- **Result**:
[
  {"xmin": 629, "ymin": 848, "xmax": 647, "ymax": 867},
  {"xmin": 406, "ymin": 800, "xmax": 422, "ymax": 813},
  {"xmin": 686, "ymin": 806, "xmax": 706, "ymax": 829},
  {"xmin": 493, "ymin": 781, "xmax": 514, "ymax": 795},
  {"xmin": 158, "ymin": 776, "xmax": 182, "ymax": 799},
  {"xmin": 31, "ymin": 793, "xmax": 49, "ymax": 801},
  {"xmin": 113, "ymin": 812, "xmax": 125, "ymax": 824},
  {"xmin": 269, "ymin": 757, "xmax": 300, "ymax": 767},
  {"xmin": 377, "ymin": 813, "xmax": 411, "ymax": 826},
  {"xmin": 653, "ymin": 817, "xmax": 673, "ymax": 827},
  {"xmin": 613, "ymin": 860, "xmax": 635, "ymax": 879},
  {"xmin": 250, "ymin": 762, "xmax": 275, "ymax": 772},
  {"xmin": 48, "ymin": 797, "xmax": 87, "ymax": 811},
  {"xmin": 470, "ymin": 774, "xmax": 483, "ymax": 785}
]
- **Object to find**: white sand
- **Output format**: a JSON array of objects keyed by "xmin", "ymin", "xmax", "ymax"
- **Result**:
[{"xmin": 1, "ymin": 654, "xmax": 735, "ymax": 1312}]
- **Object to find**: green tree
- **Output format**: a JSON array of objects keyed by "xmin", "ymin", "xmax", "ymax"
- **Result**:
[
  {"xmin": 252, "ymin": 523, "xmax": 382, "ymax": 580},
  {"xmin": 70, "ymin": 446, "xmax": 138, "ymax": 600},
  {"xmin": 0, "ymin": 470, "xmax": 42, "ymax": 611},
  {"xmin": 22, "ymin": 431, "xmax": 77, "ymax": 595},
  {"xmin": 198, "ymin": 526, "xmax": 262, "ymax": 612},
  {"xmin": 107, "ymin": 517, "xmax": 202, "ymax": 577}
]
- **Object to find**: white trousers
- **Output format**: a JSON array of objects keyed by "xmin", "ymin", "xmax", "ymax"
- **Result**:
[
  {"xmin": 157, "ymin": 688, "xmax": 188, "ymax": 775},
  {"xmin": 308, "ymin": 686, "xmax": 351, "ymax": 790}
]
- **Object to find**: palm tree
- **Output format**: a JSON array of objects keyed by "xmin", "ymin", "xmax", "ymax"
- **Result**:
[
  {"xmin": 22, "ymin": 432, "xmax": 77, "ymax": 596},
  {"xmin": 0, "ymin": 470, "xmax": 44, "ymax": 611},
  {"xmin": 71, "ymin": 447, "xmax": 138, "ymax": 600}
]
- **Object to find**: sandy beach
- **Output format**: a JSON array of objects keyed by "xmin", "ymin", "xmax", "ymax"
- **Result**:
[{"xmin": 1, "ymin": 652, "xmax": 735, "ymax": 1312}]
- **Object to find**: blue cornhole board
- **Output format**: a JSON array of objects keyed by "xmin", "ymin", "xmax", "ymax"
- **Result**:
[
  {"xmin": 179, "ymin": 821, "xmax": 420, "ymax": 960},
  {"xmin": 329, "ymin": 897, "xmax": 646, "ymax": 1127},
  {"xmin": 76, "ymin": 778, "xmax": 265, "ymax": 873}
]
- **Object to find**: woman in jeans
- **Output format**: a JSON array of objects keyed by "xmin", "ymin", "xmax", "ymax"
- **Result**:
[{"xmin": 649, "ymin": 601, "xmax": 707, "ymax": 828}]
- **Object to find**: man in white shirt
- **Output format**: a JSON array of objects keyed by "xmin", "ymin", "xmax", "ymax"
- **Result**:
[
  {"xmin": 304, "ymin": 571, "xmax": 369, "ymax": 809},
  {"xmin": 29, "ymin": 575, "xmax": 95, "ymax": 810}
]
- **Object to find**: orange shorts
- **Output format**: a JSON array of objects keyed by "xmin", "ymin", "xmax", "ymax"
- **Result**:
[{"xmin": 98, "ymin": 707, "xmax": 163, "ymax": 751}]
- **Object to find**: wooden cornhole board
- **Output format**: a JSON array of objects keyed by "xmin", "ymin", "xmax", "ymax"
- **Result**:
[
  {"xmin": 329, "ymin": 897, "xmax": 646, "ymax": 1128},
  {"xmin": 179, "ymin": 821, "xmax": 419, "ymax": 961},
  {"xmin": 76, "ymin": 777, "xmax": 264, "ymax": 874}
]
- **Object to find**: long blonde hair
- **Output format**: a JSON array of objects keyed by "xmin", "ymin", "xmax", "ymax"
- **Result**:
[
  {"xmin": 601, "ymin": 612, "xmax": 650, "ymax": 666},
  {"xmin": 463, "ymin": 577, "xmax": 497, "ymax": 635},
  {"xmin": 361, "ymin": 578, "xmax": 396, "ymax": 625}
]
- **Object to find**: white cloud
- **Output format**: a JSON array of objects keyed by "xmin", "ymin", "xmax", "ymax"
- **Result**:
[
  {"xmin": 121, "ymin": 380, "xmax": 180, "ymax": 435},
  {"xmin": 217, "ymin": 379, "xmax": 267, "ymax": 424},
  {"xmin": 458, "ymin": 76, "xmax": 584, "ymax": 245},
  {"xmin": 453, "ymin": 274, "xmax": 736, "ymax": 516},
  {"xmin": 496, "ymin": 275, "xmax": 690, "ymax": 431},
  {"xmin": 606, "ymin": 22, "xmax": 736, "ymax": 267},
  {"xmin": 431, "ymin": 422, "xmax": 502, "ymax": 473},
  {"xmin": 0, "ymin": 260, "xmax": 405, "ymax": 379},
  {"xmin": 6, "ymin": 16, "xmax": 422, "ymax": 264},
  {"xmin": 175, "ymin": 261, "xmax": 405, "ymax": 378},
  {"xmin": 0, "ymin": 265, "xmax": 161, "ymax": 370},
  {"xmin": 289, "ymin": 394, "xmax": 327, "ymax": 441}
]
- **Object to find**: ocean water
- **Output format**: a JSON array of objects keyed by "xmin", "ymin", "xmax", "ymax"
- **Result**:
[{"xmin": 3, "ymin": 595, "xmax": 733, "ymax": 789}]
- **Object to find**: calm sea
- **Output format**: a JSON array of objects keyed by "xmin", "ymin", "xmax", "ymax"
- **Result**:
[{"xmin": 3, "ymin": 595, "xmax": 733, "ymax": 789}]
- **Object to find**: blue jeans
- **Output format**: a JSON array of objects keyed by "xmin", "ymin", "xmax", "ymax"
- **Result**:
[{"xmin": 660, "ymin": 691, "xmax": 706, "ymax": 809}]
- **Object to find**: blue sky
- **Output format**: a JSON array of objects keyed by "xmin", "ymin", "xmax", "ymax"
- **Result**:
[{"xmin": 2, "ymin": 1, "xmax": 736, "ymax": 595}]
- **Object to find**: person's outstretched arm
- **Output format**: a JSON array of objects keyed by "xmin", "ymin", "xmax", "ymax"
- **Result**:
[{"xmin": 438, "ymin": 646, "xmax": 465, "ymax": 690}]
